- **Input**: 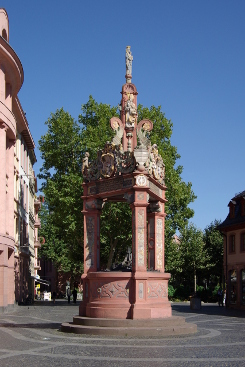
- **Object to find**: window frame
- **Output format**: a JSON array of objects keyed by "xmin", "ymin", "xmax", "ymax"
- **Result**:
[
  {"xmin": 229, "ymin": 234, "xmax": 236, "ymax": 254},
  {"xmin": 240, "ymin": 232, "xmax": 245, "ymax": 252}
]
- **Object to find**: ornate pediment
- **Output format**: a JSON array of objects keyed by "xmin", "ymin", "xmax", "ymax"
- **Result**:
[
  {"xmin": 82, "ymin": 143, "xmax": 136, "ymax": 182},
  {"xmin": 82, "ymin": 46, "xmax": 165, "ymax": 186}
]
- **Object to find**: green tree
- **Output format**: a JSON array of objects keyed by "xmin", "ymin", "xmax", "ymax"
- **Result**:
[
  {"xmin": 38, "ymin": 109, "xmax": 84, "ymax": 276},
  {"xmin": 137, "ymin": 105, "xmax": 196, "ymax": 273},
  {"xmin": 203, "ymin": 219, "xmax": 224, "ymax": 285},
  {"xmin": 38, "ymin": 97, "xmax": 196, "ymax": 274},
  {"xmin": 100, "ymin": 202, "xmax": 132, "ymax": 269},
  {"xmin": 179, "ymin": 223, "xmax": 206, "ymax": 294}
]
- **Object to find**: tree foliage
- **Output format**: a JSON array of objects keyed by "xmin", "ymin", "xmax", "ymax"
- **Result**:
[
  {"xmin": 203, "ymin": 219, "xmax": 224, "ymax": 284},
  {"xmin": 167, "ymin": 220, "xmax": 224, "ymax": 298},
  {"xmin": 38, "ymin": 109, "xmax": 84, "ymax": 275},
  {"xmin": 137, "ymin": 105, "xmax": 196, "ymax": 242},
  {"xmin": 38, "ymin": 97, "xmax": 196, "ymax": 276}
]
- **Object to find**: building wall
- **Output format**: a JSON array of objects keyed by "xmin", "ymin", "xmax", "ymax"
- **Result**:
[
  {"xmin": 223, "ymin": 228, "xmax": 245, "ymax": 309},
  {"xmin": 0, "ymin": 8, "xmax": 37, "ymax": 310},
  {"xmin": 219, "ymin": 191, "xmax": 245, "ymax": 310}
]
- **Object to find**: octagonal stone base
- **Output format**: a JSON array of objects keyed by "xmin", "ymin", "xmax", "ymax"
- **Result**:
[{"xmin": 79, "ymin": 271, "xmax": 172, "ymax": 319}]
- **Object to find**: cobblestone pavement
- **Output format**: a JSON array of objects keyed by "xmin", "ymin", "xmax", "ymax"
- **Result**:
[{"xmin": 0, "ymin": 301, "xmax": 244, "ymax": 367}]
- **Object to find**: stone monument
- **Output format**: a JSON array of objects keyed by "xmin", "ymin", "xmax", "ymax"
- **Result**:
[
  {"xmin": 80, "ymin": 46, "xmax": 170, "ymax": 319},
  {"xmin": 61, "ymin": 48, "xmax": 197, "ymax": 336}
]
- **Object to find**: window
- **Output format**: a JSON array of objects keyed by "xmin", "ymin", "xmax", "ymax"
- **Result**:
[
  {"xmin": 2, "ymin": 29, "xmax": 7, "ymax": 41},
  {"xmin": 230, "ymin": 203, "xmax": 235, "ymax": 219},
  {"xmin": 229, "ymin": 234, "xmax": 235, "ymax": 253},
  {"xmin": 242, "ymin": 198, "xmax": 245, "ymax": 216},
  {"xmin": 241, "ymin": 233, "xmax": 245, "ymax": 252},
  {"xmin": 242, "ymin": 270, "xmax": 245, "ymax": 305}
]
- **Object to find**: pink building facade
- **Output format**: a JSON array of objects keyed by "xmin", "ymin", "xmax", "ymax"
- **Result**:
[{"xmin": 0, "ymin": 8, "xmax": 39, "ymax": 311}]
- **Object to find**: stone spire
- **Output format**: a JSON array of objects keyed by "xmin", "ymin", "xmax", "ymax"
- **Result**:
[{"xmin": 82, "ymin": 47, "xmax": 165, "ymax": 186}]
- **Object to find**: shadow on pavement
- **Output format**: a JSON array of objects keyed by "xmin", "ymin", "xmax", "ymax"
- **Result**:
[
  {"xmin": 172, "ymin": 302, "xmax": 245, "ymax": 318},
  {"xmin": 19, "ymin": 300, "xmax": 81, "ymax": 307},
  {"xmin": 0, "ymin": 322, "xmax": 61, "ymax": 329}
]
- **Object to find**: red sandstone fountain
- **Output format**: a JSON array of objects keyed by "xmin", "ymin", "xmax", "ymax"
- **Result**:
[{"xmin": 62, "ymin": 47, "xmax": 197, "ymax": 335}]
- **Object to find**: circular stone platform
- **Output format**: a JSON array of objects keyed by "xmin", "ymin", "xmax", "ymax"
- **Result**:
[{"xmin": 61, "ymin": 316, "xmax": 197, "ymax": 337}]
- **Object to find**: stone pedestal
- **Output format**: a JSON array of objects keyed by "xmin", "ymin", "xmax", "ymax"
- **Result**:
[
  {"xmin": 79, "ymin": 271, "xmax": 171, "ymax": 319},
  {"xmin": 190, "ymin": 297, "xmax": 201, "ymax": 310}
]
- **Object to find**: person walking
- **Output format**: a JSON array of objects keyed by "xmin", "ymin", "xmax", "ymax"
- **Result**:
[
  {"xmin": 67, "ymin": 287, "xmax": 71, "ymax": 304},
  {"xmin": 52, "ymin": 290, "xmax": 56, "ymax": 304},
  {"xmin": 217, "ymin": 288, "xmax": 223, "ymax": 307},
  {"xmin": 223, "ymin": 289, "xmax": 226, "ymax": 307},
  {"xmin": 72, "ymin": 288, "xmax": 77, "ymax": 303}
]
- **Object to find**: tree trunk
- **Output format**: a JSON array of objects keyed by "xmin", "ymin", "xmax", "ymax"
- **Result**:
[
  {"xmin": 194, "ymin": 265, "xmax": 196, "ymax": 295},
  {"xmin": 106, "ymin": 238, "xmax": 118, "ymax": 270}
]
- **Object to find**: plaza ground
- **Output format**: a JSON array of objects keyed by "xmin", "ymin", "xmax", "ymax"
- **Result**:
[{"xmin": 0, "ymin": 300, "xmax": 244, "ymax": 367}]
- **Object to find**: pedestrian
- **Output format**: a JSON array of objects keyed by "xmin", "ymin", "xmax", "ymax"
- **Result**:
[
  {"xmin": 72, "ymin": 288, "xmax": 77, "ymax": 303},
  {"xmin": 223, "ymin": 289, "xmax": 226, "ymax": 307},
  {"xmin": 217, "ymin": 287, "xmax": 223, "ymax": 307},
  {"xmin": 67, "ymin": 287, "xmax": 71, "ymax": 303},
  {"xmin": 52, "ymin": 290, "xmax": 56, "ymax": 304}
]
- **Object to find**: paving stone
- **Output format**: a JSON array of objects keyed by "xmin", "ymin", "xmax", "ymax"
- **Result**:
[{"xmin": 0, "ymin": 300, "xmax": 244, "ymax": 367}]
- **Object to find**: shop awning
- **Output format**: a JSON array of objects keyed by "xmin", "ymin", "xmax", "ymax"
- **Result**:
[{"xmin": 31, "ymin": 276, "xmax": 50, "ymax": 286}]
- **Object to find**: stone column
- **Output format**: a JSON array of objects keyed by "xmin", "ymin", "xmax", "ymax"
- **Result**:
[
  {"xmin": 83, "ymin": 199, "xmax": 103, "ymax": 274},
  {"xmin": 147, "ymin": 201, "xmax": 166, "ymax": 271},
  {"xmin": 130, "ymin": 184, "xmax": 149, "ymax": 318},
  {"xmin": 80, "ymin": 197, "xmax": 103, "ymax": 316},
  {"xmin": 131, "ymin": 191, "xmax": 148, "ymax": 273},
  {"xmin": 0, "ymin": 123, "xmax": 7, "ymax": 234}
]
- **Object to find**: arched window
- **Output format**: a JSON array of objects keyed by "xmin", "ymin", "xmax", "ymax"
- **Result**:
[
  {"xmin": 230, "ymin": 270, "xmax": 237, "ymax": 304},
  {"xmin": 241, "ymin": 270, "xmax": 245, "ymax": 305},
  {"xmin": 229, "ymin": 234, "xmax": 236, "ymax": 253},
  {"xmin": 2, "ymin": 29, "xmax": 7, "ymax": 41},
  {"xmin": 241, "ymin": 232, "xmax": 245, "ymax": 252}
]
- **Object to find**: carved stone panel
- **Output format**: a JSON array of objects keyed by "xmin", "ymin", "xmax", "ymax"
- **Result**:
[
  {"xmin": 139, "ymin": 282, "xmax": 144, "ymax": 299},
  {"xmin": 88, "ymin": 177, "xmax": 134, "ymax": 196},
  {"xmin": 132, "ymin": 211, "xmax": 135, "ymax": 267},
  {"xmin": 91, "ymin": 280, "xmax": 130, "ymax": 300},
  {"xmin": 147, "ymin": 282, "xmax": 168, "ymax": 299},
  {"xmin": 137, "ymin": 192, "xmax": 144, "ymax": 201},
  {"xmin": 138, "ymin": 209, "xmax": 145, "ymax": 266},
  {"xmin": 149, "ymin": 181, "xmax": 162, "ymax": 198},
  {"xmin": 85, "ymin": 216, "xmax": 94, "ymax": 268},
  {"xmin": 156, "ymin": 218, "xmax": 163, "ymax": 269}
]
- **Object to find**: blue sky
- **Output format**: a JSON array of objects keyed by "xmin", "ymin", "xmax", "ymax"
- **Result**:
[{"xmin": 2, "ymin": 1, "xmax": 245, "ymax": 230}]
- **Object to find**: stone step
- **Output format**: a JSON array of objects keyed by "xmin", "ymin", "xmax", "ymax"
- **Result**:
[
  {"xmin": 61, "ymin": 316, "xmax": 197, "ymax": 337},
  {"xmin": 73, "ymin": 315, "xmax": 186, "ymax": 327}
]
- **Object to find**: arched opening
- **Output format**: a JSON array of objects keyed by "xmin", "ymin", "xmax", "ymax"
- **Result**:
[
  {"xmin": 241, "ymin": 269, "xmax": 245, "ymax": 305},
  {"xmin": 2, "ymin": 29, "xmax": 7, "ymax": 41},
  {"xmin": 100, "ymin": 201, "xmax": 132, "ymax": 271}
]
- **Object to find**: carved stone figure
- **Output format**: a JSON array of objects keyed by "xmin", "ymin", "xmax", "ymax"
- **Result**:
[
  {"xmin": 145, "ymin": 144, "xmax": 165, "ymax": 185},
  {"xmin": 125, "ymin": 94, "xmax": 137, "ymax": 127},
  {"xmin": 125, "ymin": 46, "xmax": 133, "ymax": 76},
  {"xmin": 82, "ymin": 152, "xmax": 89, "ymax": 175},
  {"xmin": 136, "ymin": 119, "xmax": 153, "ymax": 149},
  {"xmin": 110, "ymin": 117, "xmax": 124, "ymax": 145},
  {"xmin": 101, "ymin": 153, "xmax": 114, "ymax": 178},
  {"xmin": 82, "ymin": 142, "xmax": 136, "ymax": 182}
]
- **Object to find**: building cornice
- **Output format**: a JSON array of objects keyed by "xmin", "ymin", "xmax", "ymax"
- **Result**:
[{"xmin": 0, "ymin": 35, "xmax": 24, "ymax": 95}]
